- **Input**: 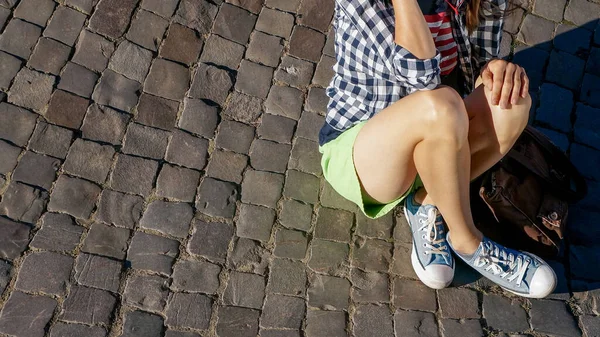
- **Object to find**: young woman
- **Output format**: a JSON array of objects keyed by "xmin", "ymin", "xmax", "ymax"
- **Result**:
[{"xmin": 319, "ymin": 0, "xmax": 557, "ymax": 298}]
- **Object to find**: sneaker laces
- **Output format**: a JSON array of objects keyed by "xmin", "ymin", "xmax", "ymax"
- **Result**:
[
  {"xmin": 417, "ymin": 208, "xmax": 448, "ymax": 256},
  {"xmin": 474, "ymin": 240, "xmax": 531, "ymax": 286}
]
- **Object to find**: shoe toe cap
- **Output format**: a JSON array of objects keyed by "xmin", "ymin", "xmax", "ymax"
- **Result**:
[
  {"xmin": 528, "ymin": 265, "xmax": 557, "ymax": 298},
  {"xmin": 423, "ymin": 264, "xmax": 454, "ymax": 289}
]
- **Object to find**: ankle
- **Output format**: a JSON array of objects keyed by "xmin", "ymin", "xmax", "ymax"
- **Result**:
[
  {"xmin": 414, "ymin": 188, "xmax": 433, "ymax": 205},
  {"xmin": 449, "ymin": 232, "xmax": 483, "ymax": 256}
]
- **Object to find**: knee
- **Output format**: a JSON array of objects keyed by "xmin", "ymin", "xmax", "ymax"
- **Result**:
[
  {"xmin": 420, "ymin": 86, "xmax": 469, "ymax": 146},
  {"xmin": 496, "ymin": 93, "xmax": 531, "ymax": 154}
]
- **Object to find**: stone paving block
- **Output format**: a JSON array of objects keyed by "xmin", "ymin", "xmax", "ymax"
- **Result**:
[
  {"xmin": 284, "ymin": 169, "xmax": 320, "ymax": 204},
  {"xmin": 503, "ymin": 7, "xmax": 524, "ymax": 35},
  {"xmin": 308, "ymin": 239, "xmax": 349, "ymax": 275},
  {"xmin": 224, "ymin": 271, "xmax": 266, "ymax": 309},
  {"xmin": 353, "ymin": 239, "xmax": 392, "ymax": 273},
  {"xmin": 482, "ymin": 294, "xmax": 529, "ymax": 332},
  {"xmin": 289, "ymin": 138, "xmax": 322, "ymax": 175},
  {"xmin": 8, "ymin": 68, "xmax": 55, "ymax": 113},
  {"xmin": 179, "ymin": 98, "xmax": 219, "ymax": 138},
  {"xmin": 166, "ymin": 293, "xmax": 212, "ymax": 330},
  {"xmin": 0, "ymin": 182, "xmax": 48, "ymax": 223},
  {"xmin": 356, "ymin": 212, "xmax": 393, "ymax": 239},
  {"xmin": 123, "ymin": 123, "xmax": 170, "ymax": 159},
  {"xmin": 206, "ymin": 149, "xmax": 247, "ymax": 183},
  {"xmin": 81, "ymin": 104, "xmax": 131, "ymax": 145},
  {"xmin": 161, "ymin": 23, "xmax": 204, "ymax": 66},
  {"xmin": 156, "ymin": 164, "xmax": 200, "ymax": 202},
  {"xmin": 109, "ymin": 40, "xmax": 153, "ymax": 83},
  {"xmin": 227, "ymin": 0, "xmax": 264, "ymax": 13},
  {"xmin": 196, "ymin": 177, "xmax": 239, "ymax": 218},
  {"xmin": 546, "ymin": 49, "xmax": 586, "ymax": 90},
  {"xmin": 392, "ymin": 278, "xmax": 436, "ymax": 312},
  {"xmin": 122, "ymin": 310, "xmax": 164, "ymax": 337},
  {"xmin": 50, "ymin": 323, "xmax": 107, "ymax": 337},
  {"xmin": 223, "ymin": 91, "xmax": 263, "ymax": 123},
  {"xmin": 48, "ymin": 175, "xmax": 101, "ymax": 219},
  {"xmin": 354, "ymin": 305, "xmax": 394, "ymax": 337},
  {"xmin": 96, "ymin": 190, "xmax": 144, "ymax": 229},
  {"xmin": 268, "ymin": 258, "xmax": 307, "ymax": 296},
  {"xmin": 574, "ymin": 103, "xmax": 600, "ymax": 150},
  {"xmin": 236, "ymin": 203, "xmax": 276, "ymax": 242},
  {"xmin": 145, "ymin": 58, "xmax": 190, "ymax": 101},
  {"xmin": 262, "ymin": 294, "xmax": 306, "ymax": 329},
  {"xmin": 289, "ymin": 26, "xmax": 326, "ymax": 62},
  {"xmin": 564, "ymin": 0, "xmax": 600, "ymax": 28},
  {"xmin": 30, "ymin": 213, "xmax": 82, "ymax": 251},
  {"xmin": 110, "ymin": 154, "xmax": 159, "ymax": 196},
  {"xmin": 266, "ymin": 0, "xmax": 300, "ymax": 12},
  {"xmin": 142, "ymin": 0, "xmax": 179, "ymax": 17},
  {"xmin": 250, "ymin": 139, "xmax": 291, "ymax": 173},
  {"xmin": 124, "ymin": 274, "xmax": 169, "ymax": 312},
  {"xmin": 587, "ymin": 47, "xmax": 600, "ymax": 78},
  {"xmin": 216, "ymin": 119, "xmax": 255, "ymax": 154},
  {"xmin": 260, "ymin": 330, "xmax": 302, "ymax": 337},
  {"xmin": 308, "ymin": 274, "xmax": 350, "ymax": 310},
  {"xmin": 298, "ymin": 0, "xmax": 334, "ymax": 32},
  {"xmin": 323, "ymin": 29, "xmax": 335, "ymax": 57},
  {"xmin": 440, "ymin": 319, "xmax": 482, "ymax": 337},
  {"xmin": 280, "ymin": 199, "xmax": 312, "ymax": 231},
  {"xmin": 165, "ymin": 331, "xmax": 202, "ymax": 337},
  {"xmin": 28, "ymin": 38, "xmax": 71, "ymax": 76},
  {"xmin": 174, "ymin": 0, "xmax": 218, "ymax": 35},
  {"xmin": 394, "ymin": 310, "xmax": 438, "ymax": 337},
  {"xmin": 554, "ymin": 24, "xmax": 592, "ymax": 56},
  {"xmin": 93, "ymin": 69, "xmax": 141, "ymax": 112},
  {"xmin": 0, "ymin": 102, "xmax": 36, "ymax": 146},
  {"xmin": 571, "ymin": 144, "xmax": 600, "ymax": 181},
  {"xmin": 228, "ymin": 237, "xmax": 270, "ymax": 275},
  {"xmin": 128, "ymin": 231, "xmax": 179, "ymax": 274},
  {"xmin": 15, "ymin": 251, "xmax": 73, "ymax": 295},
  {"xmin": 351, "ymin": 269, "xmax": 389, "ymax": 303},
  {"xmin": 44, "ymin": 6, "xmax": 87, "ymax": 46},
  {"xmin": 499, "ymin": 33, "xmax": 512, "ymax": 59},
  {"xmin": 305, "ymin": 310, "xmax": 346, "ymax": 337},
  {"xmin": 392, "ymin": 243, "xmax": 418, "ymax": 279},
  {"xmin": 274, "ymin": 228, "xmax": 308, "ymax": 259},
  {"xmin": 275, "ymin": 55, "xmax": 316, "ymax": 89},
  {"xmin": 539, "ymin": 127, "xmax": 569, "ymax": 152},
  {"xmin": 74, "ymin": 253, "xmax": 122, "ymax": 292},
  {"xmin": 530, "ymin": 299, "xmax": 581, "ymax": 336},
  {"xmin": 200, "ymin": 34, "xmax": 244, "ymax": 69},
  {"xmin": 29, "ymin": 121, "xmax": 73, "ymax": 159},
  {"xmin": 533, "ymin": 0, "xmax": 565, "ymax": 22},
  {"xmin": 172, "ymin": 259, "xmax": 221, "ymax": 294},
  {"xmin": 89, "ymin": 0, "xmax": 139, "ymax": 39},
  {"xmin": 265, "ymin": 84, "xmax": 304, "ymax": 120},
  {"xmin": 581, "ymin": 316, "xmax": 600, "ymax": 337},
  {"xmin": 136, "ymin": 94, "xmax": 179, "ymax": 131},
  {"xmin": 65, "ymin": 0, "xmax": 98, "ymax": 14},
  {"xmin": 313, "ymin": 55, "xmax": 336, "ymax": 87},
  {"xmin": 258, "ymin": 113, "xmax": 296, "ymax": 144},
  {"xmin": 315, "ymin": 207, "xmax": 353, "ymax": 242},
  {"xmin": 217, "ymin": 306, "xmax": 261, "ymax": 337},
  {"xmin": 0, "ymin": 19, "xmax": 42, "ymax": 58},
  {"xmin": 438, "ymin": 287, "xmax": 480, "ymax": 319},
  {"xmin": 0, "ymin": 51, "xmax": 20, "ymax": 90},
  {"xmin": 596, "ymin": 24, "xmax": 600, "ymax": 45},
  {"xmin": 12, "ymin": 151, "xmax": 60, "ymax": 190},
  {"xmin": 64, "ymin": 139, "xmax": 115, "ymax": 183},
  {"xmin": 214, "ymin": 3, "xmax": 257, "ymax": 44},
  {"xmin": 45, "ymin": 89, "xmax": 90, "ymax": 129},
  {"xmin": 0, "ymin": 6, "xmax": 8, "ymax": 28},
  {"xmin": 247, "ymin": 31, "xmax": 284, "ymax": 67},
  {"xmin": 512, "ymin": 46, "xmax": 549, "ymax": 90},
  {"xmin": 535, "ymin": 83, "xmax": 573, "ymax": 132},
  {"xmin": 235, "ymin": 60, "xmax": 274, "ymax": 99},
  {"xmin": 306, "ymin": 87, "xmax": 328, "ymax": 114},
  {"xmin": 140, "ymin": 201, "xmax": 194, "ymax": 238},
  {"xmin": 241, "ymin": 169, "xmax": 284, "ymax": 208},
  {"xmin": 571, "ymin": 244, "xmax": 600, "ymax": 280},
  {"xmin": 82, "ymin": 222, "xmax": 131, "ymax": 259},
  {"xmin": 127, "ymin": 10, "xmax": 169, "ymax": 51},
  {"xmin": 256, "ymin": 7, "xmax": 295, "ymax": 38},
  {"xmin": 190, "ymin": 62, "xmax": 233, "ymax": 104},
  {"xmin": 0, "ymin": 216, "xmax": 31, "ymax": 260},
  {"xmin": 581, "ymin": 73, "xmax": 600, "ymax": 108},
  {"xmin": 0, "ymin": 292, "xmax": 57, "ymax": 337}
]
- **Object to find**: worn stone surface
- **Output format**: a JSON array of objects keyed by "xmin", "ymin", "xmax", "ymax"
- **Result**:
[
  {"xmin": 190, "ymin": 62, "xmax": 233, "ymax": 105},
  {"xmin": 124, "ymin": 274, "xmax": 169, "ymax": 312},
  {"xmin": 161, "ymin": 23, "xmax": 204, "ymax": 66},
  {"xmin": 268, "ymin": 258, "xmax": 307, "ymax": 296},
  {"xmin": 289, "ymin": 26, "xmax": 326, "ymax": 62},
  {"xmin": 156, "ymin": 164, "xmax": 200, "ymax": 202},
  {"xmin": 0, "ymin": 19, "xmax": 42, "ymax": 59},
  {"xmin": 82, "ymin": 222, "xmax": 131, "ymax": 259},
  {"xmin": 308, "ymin": 274, "xmax": 350, "ymax": 310},
  {"xmin": 241, "ymin": 169, "xmax": 284, "ymax": 208},
  {"xmin": 262, "ymin": 294, "xmax": 306, "ymax": 329},
  {"xmin": 29, "ymin": 121, "xmax": 74, "ymax": 159},
  {"xmin": 12, "ymin": 151, "xmax": 60, "ymax": 190},
  {"xmin": 394, "ymin": 310, "xmax": 438, "ymax": 337},
  {"xmin": 200, "ymin": 34, "xmax": 245, "ymax": 69},
  {"xmin": 0, "ymin": 51, "xmax": 20, "ymax": 90},
  {"xmin": 145, "ymin": 59, "xmax": 190, "ymax": 101},
  {"xmin": 127, "ymin": 10, "xmax": 169, "ymax": 51},
  {"xmin": 235, "ymin": 60, "xmax": 273, "ymax": 99},
  {"xmin": 0, "ymin": 182, "xmax": 49, "ymax": 223},
  {"xmin": 110, "ymin": 154, "xmax": 159, "ymax": 196},
  {"xmin": 31, "ymin": 213, "xmax": 83, "ymax": 252},
  {"xmin": 216, "ymin": 119, "xmax": 255, "ymax": 154},
  {"xmin": 236, "ymin": 203, "xmax": 276, "ymax": 242},
  {"xmin": 217, "ymin": 306, "xmax": 260, "ymax": 336},
  {"xmin": 166, "ymin": 293, "xmax": 212, "ymax": 330},
  {"xmin": 140, "ymin": 201, "xmax": 194, "ymax": 238},
  {"xmin": 354, "ymin": 305, "xmax": 394, "ymax": 337},
  {"xmin": 48, "ymin": 175, "xmax": 101, "ymax": 219},
  {"xmin": 122, "ymin": 310, "xmax": 164, "ymax": 337},
  {"xmin": 8, "ymin": 68, "xmax": 55, "ymax": 113},
  {"xmin": 0, "ymin": 217, "xmax": 31, "ymax": 260},
  {"xmin": 256, "ymin": 7, "xmax": 294, "ymax": 38},
  {"xmin": 14, "ymin": 0, "xmax": 55, "ymax": 26},
  {"xmin": 74, "ymin": 253, "xmax": 122, "ymax": 292},
  {"xmin": 92, "ymin": 69, "xmax": 141, "ymax": 112},
  {"xmin": 62, "ymin": 285, "xmax": 117, "ymax": 324},
  {"xmin": 482, "ymin": 294, "xmax": 529, "ymax": 332},
  {"xmin": 174, "ymin": 0, "xmax": 218, "ymax": 35},
  {"xmin": 28, "ymin": 38, "xmax": 71, "ymax": 76},
  {"xmin": 73, "ymin": 30, "xmax": 114, "ymax": 73},
  {"xmin": 44, "ymin": 6, "xmax": 87, "ymax": 46},
  {"xmin": 0, "ymin": 292, "xmax": 57, "ymax": 337},
  {"xmin": 128, "ymin": 231, "xmax": 179, "ymax": 275},
  {"xmin": 213, "ymin": 3, "xmax": 257, "ymax": 44},
  {"xmin": 265, "ymin": 84, "xmax": 304, "ymax": 120},
  {"xmin": 206, "ymin": 149, "xmax": 247, "ymax": 183},
  {"xmin": 308, "ymin": 239, "xmax": 349, "ymax": 275},
  {"xmin": 274, "ymin": 228, "xmax": 308, "ymax": 259},
  {"xmin": 196, "ymin": 177, "xmax": 239, "ymax": 218},
  {"xmin": 123, "ymin": 123, "xmax": 170, "ymax": 160},
  {"xmin": 258, "ymin": 113, "xmax": 297, "ymax": 144},
  {"xmin": 351, "ymin": 269, "xmax": 389, "ymax": 303},
  {"xmin": 228, "ymin": 237, "xmax": 270, "ymax": 275},
  {"xmin": 45, "ymin": 89, "xmax": 90, "ymax": 129},
  {"xmin": 109, "ymin": 40, "xmax": 153, "ymax": 83},
  {"xmin": 0, "ymin": 102, "xmax": 37, "ymax": 147},
  {"xmin": 50, "ymin": 323, "xmax": 107, "ymax": 337},
  {"xmin": 64, "ymin": 139, "xmax": 115, "ymax": 183},
  {"xmin": 81, "ymin": 104, "xmax": 130, "ymax": 145},
  {"xmin": 247, "ymin": 31, "xmax": 284, "ymax": 67},
  {"xmin": 15, "ymin": 251, "xmax": 74, "ymax": 295},
  {"xmin": 224, "ymin": 271, "xmax": 266, "ymax": 309},
  {"xmin": 178, "ymin": 98, "xmax": 219, "ymax": 138},
  {"xmin": 172, "ymin": 259, "xmax": 221, "ymax": 294},
  {"xmin": 223, "ymin": 91, "xmax": 263, "ymax": 123},
  {"xmin": 250, "ymin": 139, "xmax": 291, "ymax": 173},
  {"xmin": 392, "ymin": 279, "xmax": 437, "ymax": 312},
  {"xmin": 89, "ymin": 0, "xmax": 139, "ymax": 39}
]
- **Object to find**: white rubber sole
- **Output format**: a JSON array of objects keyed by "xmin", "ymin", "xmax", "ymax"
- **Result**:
[{"xmin": 500, "ymin": 252, "xmax": 558, "ymax": 299}]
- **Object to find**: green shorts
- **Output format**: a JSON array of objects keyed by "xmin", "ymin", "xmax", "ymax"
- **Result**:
[{"xmin": 319, "ymin": 121, "xmax": 422, "ymax": 219}]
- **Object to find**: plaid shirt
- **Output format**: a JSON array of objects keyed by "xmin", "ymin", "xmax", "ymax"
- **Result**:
[{"xmin": 320, "ymin": 0, "xmax": 507, "ymax": 146}]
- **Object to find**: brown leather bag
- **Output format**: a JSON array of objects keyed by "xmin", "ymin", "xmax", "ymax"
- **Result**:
[{"xmin": 473, "ymin": 126, "xmax": 588, "ymax": 258}]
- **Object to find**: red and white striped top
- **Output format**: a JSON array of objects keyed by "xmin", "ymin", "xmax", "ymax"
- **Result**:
[{"xmin": 423, "ymin": 5, "xmax": 459, "ymax": 76}]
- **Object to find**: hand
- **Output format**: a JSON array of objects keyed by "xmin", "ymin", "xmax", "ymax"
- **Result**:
[{"xmin": 481, "ymin": 59, "xmax": 529, "ymax": 109}]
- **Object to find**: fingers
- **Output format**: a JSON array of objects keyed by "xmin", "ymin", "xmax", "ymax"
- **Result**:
[
  {"xmin": 521, "ymin": 71, "xmax": 529, "ymax": 98},
  {"xmin": 511, "ymin": 66, "xmax": 522, "ymax": 105},
  {"xmin": 499, "ymin": 63, "xmax": 515, "ymax": 109},
  {"xmin": 482, "ymin": 67, "xmax": 494, "ymax": 91},
  {"xmin": 491, "ymin": 64, "xmax": 505, "ymax": 106}
]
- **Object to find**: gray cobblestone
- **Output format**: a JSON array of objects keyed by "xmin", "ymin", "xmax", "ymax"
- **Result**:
[
  {"xmin": 136, "ymin": 93, "xmax": 179, "ymax": 131},
  {"xmin": 223, "ymin": 91, "xmax": 263, "ymax": 123},
  {"xmin": 127, "ymin": 10, "xmax": 169, "ymax": 51},
  {"xmin": 15, "ymin": 251, "xmax": 73, "ymax": 295},
  {"xmin": 65, "ymin": 0, "xmax": 98, "ymax": 14},
  {"xmin": 564, "ymin": 0, "xmax": 600, "ymax": 28},
  {"xmin": 122, "ymin": 310, "xmax": 164, "ymax": 337},
  {"xmin": 275, "ymin": 55, "xmax": 315, "ymax": 89},
  {"xmin": 323, "ymin": 29, "xmax": 335, "ymax": 57},
  {"xmin": 354, "ymin": 305, "xmax": 394, "ymax": 337},
  {"xmin": 216, "ymin": 120, "xmax": 255, "ymax": 154},
  {"xmin": 533, "ymin": 0, "xmax": 566, "ymax": 22},
  {"xmin": 315, "ymin": 207, "xmax": 353, "ymax": 242},
  {"xmin": 504, "ymin": 7, "xmax": 525, "ymax": 35},
  {"xmin": 237, "ymin": 203, "xmax": 276, "ymax": 242},
  {"xmin": 530, "ymin": 299, "xmax": 581, "ymax": 336},
  {"xmin": 308, "ymin": 274, "xmax": 350, "ymax": 310},
  {"xmin": 262, "ymin": 294, "xmax": 306, "ymax": 329},
  {"xmin": 93, "ymin": 69, "xmax": 141, "ymax": 112},
  {"xmin": 30, "ymin": 121, "xmax": 74, "ymax": 159},
  {"xmin": 64, "ymin": 138, "xmax": 115, "ymax": 183},
  {"xmin": 123, "ymin": 123, "xmax": 170, "ymax": 160},
  {"xmin": 145, "ymin": 58, "xmax": 190, "ymax": 101},
  {"xmin": 141, "ymin": 0, "xmax": 179, "ymax": 17},
  {"xmin": 356, "ymin": 212, "xmax": 393, "ymax": 239},
  {"xmin": 128, "ymin": 231, "xmax": 179, "ymax": 274},
  {"xmin": 250, "ymin": 139, "xmax": 291, "ymax": 173},
  {"xmin": 289, "ymin": 138, "xmax": 322, "ymax": 175},
  {"xmin": 196, "ymin": 177, "xmax": 239, "ymax": 218},
  {"xmin": 256, "ymin": 7, "xmax": 295, "ymax": 38},
  {"xmin": 31, "ymin": 213, "xmax": 83, "ymax": 251},
  {"xmin": 482, "ymin": 294, "xmax": 529, "ymax": 332},
  {"xmin": 587, "ymin": 47, "xmax": 600, "ymax": 78},
  {"xmin": 45, "ymin": 89, "xmax": 90, "ymax": 129},
  {"xmin": 172, "ymin": 259, "xmax": 221, "ymax": 293},
  {"xmin": 247, "ymin": 31, "xmax": 284, "ymax": 67},
  {"xmin": 179, "ymin": 98, "xmax": 219, "ymax": 138},
  {"xmin": 89, "ymin": 0, "xmax": 139, "ymax": 39},
  {"xmin": 535, "ymin": 83, "xmax": 573, "ymax": 132},
  {"xmin": 351, "ymin": 269, "xmax": 389, "ymax": 303},
  {"xmin": 166, "ymin": 130, "xmax": 208, "ymax": 170},
  {"xmin": 241, "ymin": 169, "xmax": 284, "ymax": 208},
  {"xmin": 265, "ymin": 0, "xmax": 300, "ymax": 12},
  {"xmin": 0, "ymin": 102, "xmax": 37, "ymax": 146},
  {"xmin": 274, "ymin": 228, "xmax": 308, "ymax": 259},
  {"xmin": 82, "ymin": 222, "xmax": 131, "ymax": 259},
  {"xmin": 48, "ymin": 175, "xmax": 101, "ymax": 219},
  {"xmin": 156, "ymin": 164, "xmax": 200, "ymax": 202},
  {"xmin": 306, "ymin": 87, "xmax": 328, "ymax": 114},
  {"xmin": 12, "ymin": 151, "xmax": 60, "ymax": 190},
  {"xmin": 140, "ymin": 201, "xmax": 193, "ymax": 238},
  {"xmin": 581, "ymin": 73, "xmax": 600, "ymax": 108},
  {"xmin": 224, "ymin": 271, "xmax": 266, "ymax": 309},
  {"xmin": 298, "ymin": 0, "xmax": 334, "ymax": 32},
  {"xmin": 50, "ymin": 323, "xmax": 107, "ymax": 337},
  {"xmin": 44, "ymin": 6, "xmax": 87, "ymax": 46},
  {"xmin": 392, "ymin": 279, "xmax": 436, "ymax": 312},
  {"xmin": 289, "ymin": 26, "xmax": 326, "ymax": 62},
  {"xmin": 166, "ymin": 293, "xmax": 212, "ymax": 330},
  {"xmin": 284, "ymin": 169, "xmax": 320, "ymax": 204},
  {"xmin": 81, "ymin": 104, "xmax": 130, "ymax": 145},
  {"xmin": 217, "ymin": 306, "xmax": 260, "ymax": 337},
  {"xmin": 165, "ymin": 331, "xmax": 201, "ymax": 337},
  {"xmin": 308, "ymin": 239, "xmax": 349, "ymax": 275},
  {"xmin": 96, "ymin": 190, "xmax": 143, "ymax": 229},
  {"xmin": 438, "ymin": 287, "xmax": 480, "ymax": 319},
  {"xmin": 109, "ymin": 40, "xmax": 153, "ymax": 83},
  {"xmin": 517, "ymin": 14, "xmax": 554, "ymax": 50},
  {"xmin": 8, "ymin": 68, "xmax": 55, "ymax": 113},
  {"xmin": 0, "ymin": 51, "xmax": 20, "ymax": 90},
  {"xmin": 581, "ymin": 315, "xmax": 600, "ymax": 337},
  {"xmin": 0, "ymin": 140, "xmax": 18, "ymax": 174},
  {"xmin": 226, "ymin": 0, "xmax": 264, "ymax": 13},
  {"xmin": 74, "ymin": 253, "xmax": 122, "ymax": 292},
  {"xmin": 306, "ymin": 310, "xmax": 347, "ymax": 337},
  {"xmin": 228, "ymin": 237, "xmax": 270, "ymax": 275},
  {"xmin": 260, "ymin": 329, "xmax": 301, "ymax": 337},
  {"xmin": 0, "ymin": 216, "xmax": 31, "ymax": 260},
  {"xmin": 0, "ymin": 292, "xmax": 57, "ymax": 337},
  {"xmin": 124, "ymin": 274, "xmax": 169, "ymax": 311},
  {"xmin": 394, "ymin": 310, "xmax": 438, "ymax": 337},
  {"xmin": 546, "ymin": 49, "xmax": 586, "ymax": 90},
  {"xmin": 265, "ymin": 84, "xmax": 304, "ymax": 120},
  {"xmin": 213, "ymin": 3, "xmax": 257, "ymax": 44},
  {"xmin": 235, "ymin": 60, "xmax": 274, "ymax": 99},
  {"xmin": 161, "ymin": 23, "xmax": 204, "ymax": 66},
  {"xmin": 392, "ymin": 243, "xmax": 418, "ymax": 279},
  {"xmin": 0, "ymin": 182, "xmax": 48, "ymax": 223},
  {"xmin": 0, "ymin": 6, "xmax": 6, "ymax": 27},
  {"xmin": 0, "ymin": 19, "xmax": 42, "ymax": 58},
  {"xmin": 280, "ymin": 199, "xmax": 313, "ymax": 231},
  {"xmin": 574, "ymin": 103, "xmax": 600, "ymax": 149},
  {"xmin": 200, "ymin": 34, "xmax": 245, "ymax": 69},
  {"xmin": 268, "ymin": 258, "xmax": 307, "ymax": 296},
  {"xmin": 313, "ymin": 55, "xmax": 336, "ymax": 87},
  {"xmin": 440, "ymin": 319, "xmax": 482, "ymax": 337},
  {"xmin": 258, "ymin": 113, "xmax": 296, "ymax": 144},
  {"xmin": 174, "ymin": 0, "xmax": 218, "ymax": 35},
  {"xmin": 190, "ymin": 62, "xmax": 233, "ymax": 104},
  {"xmin": 353, "ymin": 239, "xmax": 392, "ymax": 273}
]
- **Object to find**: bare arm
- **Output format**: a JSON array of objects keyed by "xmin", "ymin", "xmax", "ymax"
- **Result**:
[{"xmin": 392, "ymin": 0, "xmax": 436, "ymax": 59}]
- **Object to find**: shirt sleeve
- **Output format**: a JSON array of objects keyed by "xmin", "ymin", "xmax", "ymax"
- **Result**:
[
  {"xmin": 391, "ymin": 44, "xmax": 442, "ymax": 92},
  {"xmin": 469, "ymin": 0, "xmax": 508, "ymax": 76}
]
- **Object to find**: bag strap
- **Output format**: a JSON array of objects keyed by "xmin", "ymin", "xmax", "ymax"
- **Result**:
[{"xmin": 506, "ymin": 126, "xmax": 588, "ymax": 202}]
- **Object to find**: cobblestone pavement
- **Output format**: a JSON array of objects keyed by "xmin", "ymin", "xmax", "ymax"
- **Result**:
[{"xmin": 0, "ymin": 0, "xmax": 598, "ymax": 336}]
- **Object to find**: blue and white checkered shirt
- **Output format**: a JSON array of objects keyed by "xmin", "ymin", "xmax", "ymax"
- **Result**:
[{"xmin": 319, "ymin": 0, "xmax": 507, "ymax": 146}]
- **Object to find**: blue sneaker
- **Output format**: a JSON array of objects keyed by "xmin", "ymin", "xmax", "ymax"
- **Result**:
[
  {"xmin": 403, "ymin": 193, "xmax": 454, "ymax": 289},
  {"xmin": 449, "ymin": 236, "xmax": 557, "ymax": 298}
]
